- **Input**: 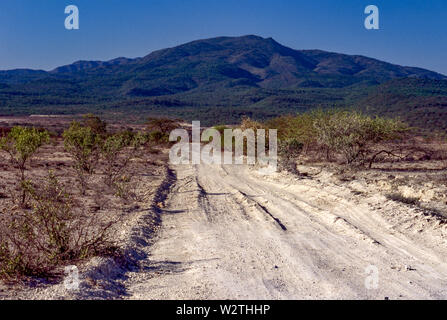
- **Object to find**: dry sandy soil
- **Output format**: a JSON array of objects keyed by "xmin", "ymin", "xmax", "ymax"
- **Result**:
[
  {"xmin": 0, "ymin": 135, "xmax": 169, "ymax": 299},
  {"xmin": 6, "ymin": 160, "xmax": 446, "ymax": 300},
  {"xmin": 1, "ymin": 119, "xmax": 447, "ymax": 299},
  {"xmin": 117, "ymin": 162, "xmax": 447, "ymax": 300}
]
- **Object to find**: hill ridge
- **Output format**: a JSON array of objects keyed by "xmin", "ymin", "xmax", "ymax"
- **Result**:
[{"xmin": 0, "ymin": 35, "xmax": 446, "ymax": 129}]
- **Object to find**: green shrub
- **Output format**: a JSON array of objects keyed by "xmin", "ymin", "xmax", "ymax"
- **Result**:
[
  {"xmin": 63, "ymin": 121, "xmax": 103, "ymax": 193},
  {"xmin": 148, "ymin": 130, "xmax": 168, "ymax": 143},
  {"xmin": 0, "ymin": 126, "xmax": 49, "ymax": 205},
  {"xmin": 146, "ymin": 117, "xmax": 180, "ymax": 144},
  {"xmin": 146, "ymin": 117, "xmax": 180, "ymax": 134},
  {"xmin": 313, "ymin": 110, "xmax": 407, "ymax": 163},
  {"xmin": 266, "ymin": 109, "xmax": 407, "ymax": 165}
]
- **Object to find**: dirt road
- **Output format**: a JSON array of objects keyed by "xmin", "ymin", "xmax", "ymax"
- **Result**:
[{"xmin": 121, "ymin": 162, "xmax": 447, "ymax": 299}]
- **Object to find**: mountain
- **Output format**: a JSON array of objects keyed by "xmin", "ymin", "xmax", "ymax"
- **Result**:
[
  {"xmin": 0, "ymin": 69, "xmax": 49, "ymax": 85},
  {"xmin": 50, "ymin": 57, "xmax": 139, "ymax": 74},
  {"xmin": 0, "ymin": 35, "xmax": 446, "ymax": 128}
]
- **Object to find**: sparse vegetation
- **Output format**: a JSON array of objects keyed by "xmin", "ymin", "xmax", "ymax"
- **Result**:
[
  {"xmin": 146, "ymin": 117, "xmax": 181, "ymax": 144},
  {"xmin": 101, "ymin": 130, "xmax": 147, "ymax": 197},
  {"xmin": 312, "ymin": 110, "xmax": 407, "ymax": 164},
  {"xmin": 82, "ymin": 113, "xmax": 107, "ymax": 136},
  {"xmin": 63, "ymin": 121, "xmax": 102, "ymax": 194},
  {"xmin": 1, "ymin": 110, "xmax": 447, "ymax": 288},
  {"xmin": 0, "ymin": 115, "xmax": 168, "ymax": 281},
  {"xmin": 277, "ymin": 138, "xmax": 303, "ymax": 174},
  {"xmin": 0, "ymin": 126, "xmax": 49, "ymax": 205},
  {"xmin": 0, "ymin": 171, "xmax": 115, "ymax": 278},
  {"xmin": 266, "ymin": 109, "xmax": 408, "ymax": 169}
]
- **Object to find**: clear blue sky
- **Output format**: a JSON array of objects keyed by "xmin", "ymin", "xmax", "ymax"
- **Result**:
[{"xmin": 0, "ymin": 0, "xmax": 446, "ymax": 75}]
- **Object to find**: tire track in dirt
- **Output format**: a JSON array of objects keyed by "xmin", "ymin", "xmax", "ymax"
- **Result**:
[
  {"xmin": 121, "ymin": 162, "xmax": 447, "ymax": 299},
  {"xmin": 236, "ymin": 189, "xmax": 287, "ymax": 231}
]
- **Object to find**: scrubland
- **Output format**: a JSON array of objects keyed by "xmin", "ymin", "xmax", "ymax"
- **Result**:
[{"xmin": 0, "ymin": 110, "xmax": 446, "ymax": 299}]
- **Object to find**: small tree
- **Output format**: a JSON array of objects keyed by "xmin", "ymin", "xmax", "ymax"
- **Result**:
[
  {"xmin": 0, "ymin": 126, "xmax": 49, "ymax": 205},
  {"xmin": 146, "ymin": 117, "xmax": 180, "ymax": 133},
  {"xmin": 146, "ymin": 117, "xmax": 180, "ymax": 144},
  {"xmin": 83, "ymin": 113, "xmax": 107, "ymax": 136},
  {"xmin": 63, "ymin": 121, "xmax": 103, "ymax": 194}
]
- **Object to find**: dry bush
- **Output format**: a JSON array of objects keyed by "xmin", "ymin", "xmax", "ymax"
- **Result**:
[
  {"xmin": 112, "ymin": 175, "xmax": 140, "ymax": 202},
  {"xmin": 362, "ymin": 134, "xmax": 447, "ymax": 168},
  {"xmin": 266, "ymin": 109, "xmax": 408, "ymax": 167},
  {"xmin": 0, "ymin": 116, "xmax": 144, "ymax": 281},
  {"xmin": 277, "ymin": 139, "xmax": 303, "ymax": 174},
  {"xmin": 223, "ymin": 117, "xmax": 270, "ymax": 155},
  {"xmin": 240, "ymin": 117, "xmax": 265, "ymax": 132},
  {"xmin": 0, "ymin": 171, "xmax": 115, "ymax": 279},
  {"xmin": 101, "ymin": 130, "xmax": 147, "ymax": 188},
  {"xmin": 63, "ymin": 115, "xmax": 151, "ymax": 201},
  {"xmin": 82, "ymin": 113, "xmax": 107, "ymax": 136},
  {"xmin": 63, "ymin": 121, "xmax": 103, "ymax": 194},
  {"xmin": 146, "ymin": 117, "xmax": 181, "ymax": 144},
  {"xmin": 313, "ymin": 111, "xmax": 408, "ymax": 164}
]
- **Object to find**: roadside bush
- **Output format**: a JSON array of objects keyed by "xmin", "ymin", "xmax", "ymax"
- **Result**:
[
  {"xmin": 278, "ymin": 138, "xmax": 303, "ymax": 174},
  {"xmin": 240, "ymin": 117, "xmax": 265, "ymax": 133},
  {"xmin": 266, "ymin": 109, "xmax": 407, "ymax": 166},
  {"xmin": 101, "ymin": 130, "xmax": 147, "ymax": 188},
  {"xmin": 222, "ymin": 117, "xmax": 270, "ymax": 156},
  {"xmin": 146, "ymin": 117, "xmax": 181, "ymax": 144},
  {"xmin": 146, "ymin": 117, "xmax": 180, "ymax": 133},
  {"xmin": 313, "ymin": 110, "xmax": 407, "ymax": 164},
  {"xmin": 267, "ymin": 113, "xmax": 317, "ymax": 151},
  {"xmin": 0, "ymin": 171, "xmax": 115, "ymax": 278},
  {"xmin": 0, "ymin": 126, "xmax": 49, "ymax": 205},
  {"xmin": 63, "ymin": 121, "xmax": 103, "ymax": 193},
  {"xmin": 148, "ymin": 130, "xmax": 169, "ymax": 144}
]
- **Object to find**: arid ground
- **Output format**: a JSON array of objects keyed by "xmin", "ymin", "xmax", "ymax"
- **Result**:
[{"xmin": 1, "ymin": 116, "xmax": 447, "ymax": 300}]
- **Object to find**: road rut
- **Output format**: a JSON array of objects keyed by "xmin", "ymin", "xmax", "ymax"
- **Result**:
[{"xmin": 124, "ymin": 163, "xmax": 447, "ymax": 299}]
